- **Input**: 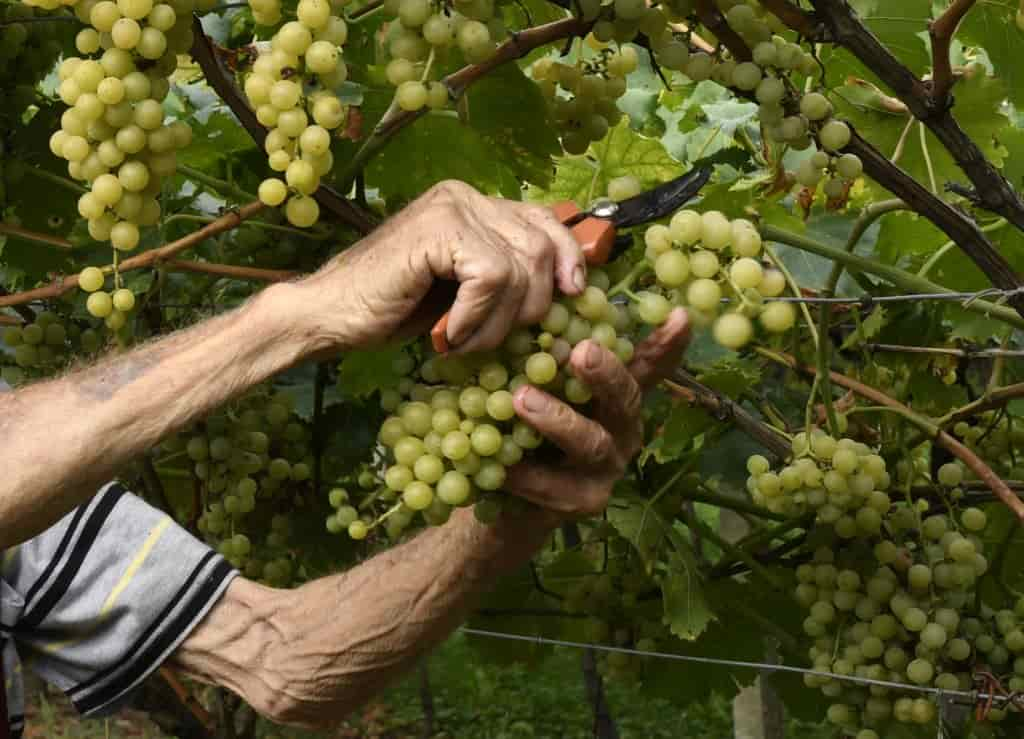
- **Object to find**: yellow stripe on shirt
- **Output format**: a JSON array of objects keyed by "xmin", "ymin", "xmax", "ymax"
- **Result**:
[{"xmin": 38, "ymin": 517, "xmax": 172, "ymax": 654}]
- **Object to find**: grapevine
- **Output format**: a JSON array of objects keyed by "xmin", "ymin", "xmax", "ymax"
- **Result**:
[{"xmin": 0, "ymin": 0, "xmax": 1022, "ymax": 736}]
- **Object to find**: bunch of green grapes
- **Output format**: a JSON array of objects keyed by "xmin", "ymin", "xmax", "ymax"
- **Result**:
[
  {"xmin": 746, "ymin": 431, "xmax": 892, "ymax": 535},
  {"xmin": 159, "ymin": 389, "xmax": 310, "ymax": 583},
  {"xmin": 0, "ymin": 4, "xmax": 67, "ymax": 118},
  {"xmin": 37, "ymin": 0, "xmax": 205, "ymax": 312},
  {"xmin": 1, "ymin": 311, "xmax": 110, "ymax": 385},
  {"xmin": 344, "ymin": 267, "xmax": 651, "ymax": 540},
  {"xmin": 794, "ymin": 147, "xmax": 863, "ymax": 202},
  {"xmin": 643, "ymin": 208, "xmax": 797, "ymax": 349},
  {"xmin": 245, "ymin": 0, "xmax": 350, "ymax": 228},
  {"xmin": 951, "ymin": 415, "xmax": 1023, "ymax": 479},
  {"xmin": 794, "ymin": 498, "xmax": 1024, "ymax": 736},
  {"xmin": 379, "ymin": 0, "xmax": 501, "ymax": 112},
  {"xmin": 530, "ymin": 47, "xmax": 634, "ymax": 155}
]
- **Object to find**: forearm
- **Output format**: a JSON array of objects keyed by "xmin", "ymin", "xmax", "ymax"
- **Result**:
[
  {"xmin": 171, "ymin": 506, "xmax": 558, "ymax": 727},
  {"xmin": 0, "ymin": 283, "xmax": 314, "ymax": 547}
]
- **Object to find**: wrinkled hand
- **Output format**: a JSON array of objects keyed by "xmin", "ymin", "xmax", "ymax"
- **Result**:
[
  {"xmin": 505, "ymin": 309, "xmax": 690, "ymax": 523},
  {"xmin": 295, "ymin": 180, "xmax": 585, "ymax": 355}
]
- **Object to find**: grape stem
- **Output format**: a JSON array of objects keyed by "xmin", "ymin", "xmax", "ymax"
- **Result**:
[
  {"xmin": 162, "ymin": 212, "xmax": 332, "ymax": 240},
  {"xmin": 760, "ymin": 224, "xmax": 1024, "ymax": 330},
  {"xmin": 762, "ymin": 243, "xmax": 818, "ymax": 349},
  {"xmin": 177, "ymin": 164, "xmax": 256, "ymax": 204},
  {"xmin": 938, "ymin": 382, "xmax": 1024, "ymax": 429},
  {"xmin": 677, "ymin": 504, "xmax": 786, "ymax": 590},
  {"xmin": 24, "ymin": 166, "xmax": 89, "ymax": 195},
  {"xmin": 0, "ymin": 222, "xmax": 73, "ymax": 250},
  {"xmin": 815, "ymin": 304, "xmax": 840, "ymax": 436},
  {"xmin": 607, "ymin": 261, "xmax": 649, "ymax": 298},
  {"xmin": 824, "ymin": 198, "xmax": 905, "ymax": 296},
  {"xmin": 755, "ymin": 346, "xmax": 1024, "ymax": 523},
  {"xmin": 345, "ymin": 0, "xmax": 384, "ymax": 22},
  {"xmin": 335, "ymin": 16, "xmax": 592, "ymax": 193},
  {"xmin": 0, "ymin": 202, "xmax": 265, "ymax": 308}
]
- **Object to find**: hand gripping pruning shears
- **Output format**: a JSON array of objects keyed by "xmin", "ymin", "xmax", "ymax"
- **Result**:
[{"xmin": 430, "ymin": 165, "xmax": 713, "ymax": 353}]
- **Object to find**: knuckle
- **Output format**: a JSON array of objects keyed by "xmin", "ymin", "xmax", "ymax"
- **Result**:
[{"xmin": 582, "ymin": 428, "xmax": 615, "ymax": 467}]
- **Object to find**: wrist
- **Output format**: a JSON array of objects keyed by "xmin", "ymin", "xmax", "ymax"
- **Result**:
[{"xmin": 253, "ymin": 280, "xmax": 349, "ymax": 361}]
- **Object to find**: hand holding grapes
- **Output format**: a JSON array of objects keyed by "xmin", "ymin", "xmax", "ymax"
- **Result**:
[
  {"xmin": 503, "ymin": 308, "xmax": 690, "ymax": 523},
  {"xmin": 296, "ymin": 180, "xmax": 586, "ymax": 355}
]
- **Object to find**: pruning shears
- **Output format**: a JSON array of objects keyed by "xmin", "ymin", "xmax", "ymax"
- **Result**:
[{"xmin": 430, "ymin": 165, "xmax": 713, "ymax": 353}]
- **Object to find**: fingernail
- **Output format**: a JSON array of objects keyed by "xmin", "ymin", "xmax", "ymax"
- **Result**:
[
  {"xmin": 572, "ymin": 265, "xmax": 586, "ymax": 293},
  {"xmin": 521, "ymin": 387, "xmax": 547, "ymax": 413},
  {"xmin": 585, "ymin": 342, "xmax": 602, "ymax": 370}
]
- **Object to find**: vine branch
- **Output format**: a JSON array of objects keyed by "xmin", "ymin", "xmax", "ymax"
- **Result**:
[
  {"xmin": 757, "ymin": 348, "xmax": 1024, "ymax": 523},
  {"xmin": 337, "ymin": 16, "xmax": 590, "ymax": 191},
  {"xmin": 0, "ymin": 203, "xmax": 264, "ymax": 308},
  {"xmin": 163, "ymin": 260, "xmax": 298, "ymax": 282},
  {"xmin": 0, "ymin": 222, "xmax": 74, "ymax": 249},
  {"xmin": 666, "ymin": 370, "xmax": 791, "ymax": 461},
  {"xmin": 695, "ymin": 0, "xmax": 752, "ymax": 60},
  {"xmin": 761, "ymin": 224, "xmax": 1024, "ymax": 330},
  {"xmin": 929, "ymin": 0, "xmax": 977, "ymax": 105},
  {"xmin": 805, "ymin": 0, "xmax": 1024, "ymax": 238},
  {"xmin": 189, "ymin": 16, "xmax": 376, "ymax": 235}
]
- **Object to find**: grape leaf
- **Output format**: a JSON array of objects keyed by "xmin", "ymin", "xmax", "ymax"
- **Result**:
[
  {"xmin": 836, "ymin": 73, "xmax": 1008, "ymax": 201},
  {"xmin": 465, "ymin": 63, "xmax": 561, "ymax": 189},
  {"xmin": 959, "ymin": 0, "xmax": 1024, "ymax": 109},
  {"xmin": 662, "ymin": 548, "xmax": 715, "ymax": 641},
  {"xmin": 607, "ymin": 497, "xmax": 671, "ymax": 567},
  {"xmin": 529, "ymin": 119, "xmax": 683, "ymax": 206},
  {"xmin": 337, "ymin": 345, "xmax": 409, "ymax": 398},
  {"xmin": 840, "ymin": 305, "xmax": 888, "ymax": 349},
  {"xmin": 367, "ymin": 114, "xmax": 520, "ymax": 200},
  {"xmin": 659, "ymin": 404, "xmax": 715, "ymax": 461}
]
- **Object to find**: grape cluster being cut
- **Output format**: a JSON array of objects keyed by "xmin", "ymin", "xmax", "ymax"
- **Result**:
[
  {"xmin": 336, "ymin": 267, "xmax": 643, "ymax": 540},
  {"xmin": 644, "ymin": 208, "xmax": 796, "ymax": 349},
  {"xmin": 245, "ymin": 0, "xmax": 350, "ymax": 227}
]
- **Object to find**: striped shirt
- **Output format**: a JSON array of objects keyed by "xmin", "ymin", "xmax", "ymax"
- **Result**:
[{"xmin": 1, "ymin": 482, "xmax": 237, "ymax": 736}]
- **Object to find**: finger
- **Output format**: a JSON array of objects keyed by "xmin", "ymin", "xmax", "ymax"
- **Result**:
[
  {"xmin": 516, "ymin": 241, "xmax": 554, "ymax": 325},
  {"xmin": 452, "ymin": 257, "xmax": 530, "ymax": 353},
  {"xmin": 519, "ymin": 205, "xmax": 585, "ymax": 296},
  {"xmin": 504, "ymin": 463, "xmax": 610, "ymax": 516},
  {"xmin": 628, "ymin": 308, "xmax": 691, "ymax": 389},
  {"xmin": 567, "ymin": 340, "xmax": 643, "ymax": 439},
  {"xmin": 512, "ymin": 385, "xmax": 617, "ymax": 467},
  {"xmin": 442, "ymin": 245, "xmax": 513, "ymax": 348}
]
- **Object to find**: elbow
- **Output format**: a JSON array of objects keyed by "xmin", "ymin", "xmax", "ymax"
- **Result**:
[{"xmin": 253, "ymin": 691, "xmax": 361, "ymax": 731}]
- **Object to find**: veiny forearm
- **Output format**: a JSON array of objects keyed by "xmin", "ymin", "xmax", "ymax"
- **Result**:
[
  {"xmin": 171, "ymin": 506, "xmax": 558, "ymax": 727},
  {"xmin": 0, "ymin": 283, "xmax": 312, "ymax": 547}
]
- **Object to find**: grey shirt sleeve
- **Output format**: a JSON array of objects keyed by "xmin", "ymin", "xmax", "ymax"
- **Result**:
[{"xmin": 2, "ymin": 481, "xmax": 237, "ymax": 729}]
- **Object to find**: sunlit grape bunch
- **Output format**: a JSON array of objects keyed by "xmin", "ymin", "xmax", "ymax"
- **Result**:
[
  {"xmin": 342, "ymin": 268, "xmax": 644, "ymax": 540},
  {"xmin": 380, "ymin": 0, "xmax": 502, "ymax": 112},
  {"xmin": 160, "ymin": 389, "xmax": 311, "ymax": 584},
  {"xmin": 746, "ymin": 431, "xmax": 891, "ymax": 535},
  {"xmin": 530, "ymin": 47, "xmax": 635, "ymax": 155},
  {"xmin": 643, "ymin": 208, "xmax": 796, "ymax": 349},
  {"xmin": 245, "ymin": 0, "xmax": 351, "ymax": 227}
]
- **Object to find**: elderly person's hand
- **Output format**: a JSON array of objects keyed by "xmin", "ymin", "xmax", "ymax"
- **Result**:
[
  {"xmin": 506, "ymin": 308, "xmax": 690, "ymax": 523},
  {"xmin": 295, "ymin": 180, "xmax": 586, "ymax": 355}
]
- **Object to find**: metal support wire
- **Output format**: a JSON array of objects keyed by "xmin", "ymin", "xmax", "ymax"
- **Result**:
[
  {"xmin": 459, "ymin": 627, "xmax": 1019, "ymax": 712},
  {"xmin": 731, "ymin": 285, "xmax": 1024, "ymax": 307}
]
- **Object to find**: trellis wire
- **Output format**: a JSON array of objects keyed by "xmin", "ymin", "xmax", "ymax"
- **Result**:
[
  {"xmin": 459, "ymin": 626, "xmax": 1014, "ymax": 712},
  {"xmin": 732, "ymin": 285, "xmax": 1024, "ymax": 307}
]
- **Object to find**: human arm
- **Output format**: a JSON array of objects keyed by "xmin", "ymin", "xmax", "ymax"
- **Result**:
[
  {"xmin": 168, "ymin": 311, "xmax": 691, "ymax": 728},
  {"xmin": 0, "ymin": 181, "xmax": 583, "ymax": 549}
]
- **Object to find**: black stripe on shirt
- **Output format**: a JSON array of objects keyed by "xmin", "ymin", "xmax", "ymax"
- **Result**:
[
  {"xmin": 66, "ymin": 550, "xmax": 217, "ymax": 699},
  {"xmin": 16, "ymin": 484, "xmax": 126, "ymax": 632},
  {"xmin": 73, "ymin": 556, "xmax": 233, "ymax": 715},
  {"xmin": 17, "ymin": 499, "xmax": 90, "ymax": 615}
]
